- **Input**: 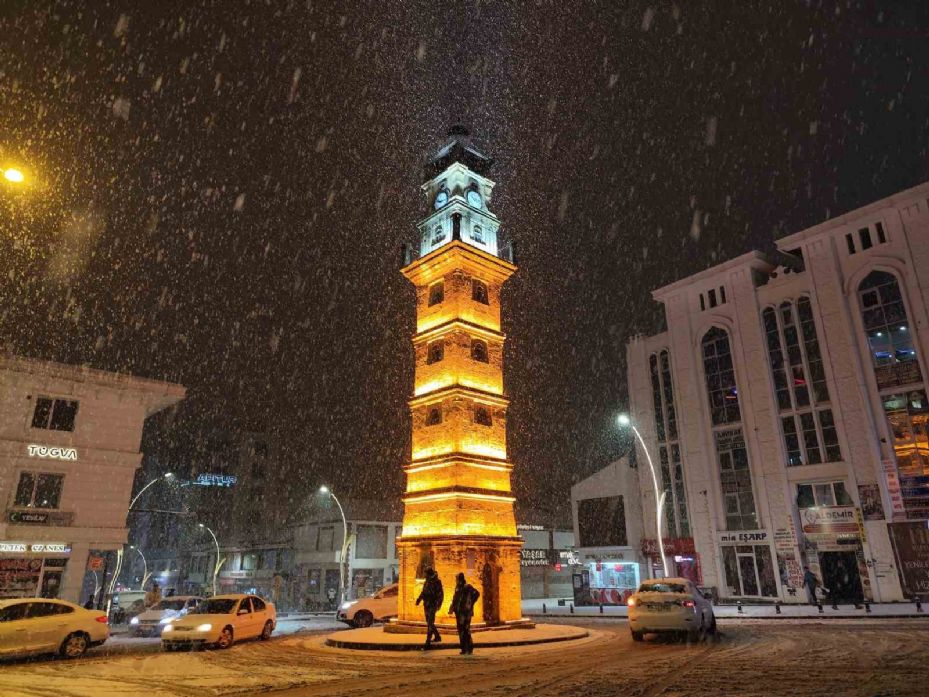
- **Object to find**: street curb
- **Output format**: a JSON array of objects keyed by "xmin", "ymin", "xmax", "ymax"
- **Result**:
[
  {"xmin": 325, "ymin": 629, "xmax": 589, "ymax": 651},
  {"xmin": 525, "ymin": 613, "xmax": 929, "ymax": 621}
]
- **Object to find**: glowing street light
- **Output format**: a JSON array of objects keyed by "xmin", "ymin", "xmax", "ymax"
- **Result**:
[
  {"xmin": 198, "ymin": 523, "xmax": 223, "ymax": 596},
  {"xmin": 3, "ymin": 168, "xmax": 25, "ymax": 184},
  {"xmin": 618, "ymin": 413, "xmax": 670, "ymax": 577},
  {"xmin": 129, "ymin": 472, "xmax": 174, "ymax": 511},
  {"xmin": 320, "ymin": 485, "xmax": 350, "ymax": 604}
]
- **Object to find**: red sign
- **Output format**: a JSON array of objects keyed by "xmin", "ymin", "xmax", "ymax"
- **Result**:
[
  {"xmin": 641, "ymin": 538, "xmax": 696, "ymax": 558},
  {"xmin": 87, "ymin": 556, "xmax": 105, "ymax": 571}
]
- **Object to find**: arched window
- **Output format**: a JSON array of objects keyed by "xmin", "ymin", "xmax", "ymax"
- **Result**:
[
  {"xmin": 702, "ymin": 327, "xmax": 740, "ymax": 425},
  {"xmin": 426, "ymin": 341, "xmax": 444, "ymax": 365},
  {"xmin": 472, "ymin": 225, "xmax": 484, "ymax": 243},
  {"xmin": 425, "ymin": 407, "xmax": 442, "ymax": 426},
  {"xmin": 428, "ymin": 281, "xmax": 444, "ymax": 307},
  {"xmin": 471, "ymin": 339, "xmax": 489, "ymax": 363},
  {"xmin": 472, "ymin": 279, "xmax": 489, "ymax": 305},
  {"xmin": 858, "ymin": 271, "xmax": 921, "ymax": 389},
  {"xmin": 474, "ymin": 406, "xmax": 492, "ymax": 426}
]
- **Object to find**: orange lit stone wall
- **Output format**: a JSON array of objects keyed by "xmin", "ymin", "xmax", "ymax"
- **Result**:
[{"xmin": 397, "ymin": 241, "xmax": 523, "ymax": 626}]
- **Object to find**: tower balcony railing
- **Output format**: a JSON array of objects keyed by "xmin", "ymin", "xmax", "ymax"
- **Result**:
[{"xmin": 401, "ymin": 236, "xmax": 516, "ymax": 267}]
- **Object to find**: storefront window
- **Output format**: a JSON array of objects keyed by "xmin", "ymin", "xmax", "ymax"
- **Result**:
[
  {"xmin": 587, "ymin": 561, "xmax": 640, "ymax": 605},
  {"xmin": 721, "ymin": 545, "xmax": 777, "ymax": 597},
  {"xmin": 882, "ymin": 390, "xmax": 929, "ymax": 516}
]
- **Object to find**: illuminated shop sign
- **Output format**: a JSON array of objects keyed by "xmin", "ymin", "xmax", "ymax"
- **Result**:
[
  {"xmin": 520, "ymin": 549, "xmax": 551, "ymax": 567},
  {"xmin": 194, "ymin": 473, "xmax": 237, "ymax": 487},
  {"xmin": 27, "ymin": 444, "xmax": 78, "ymax": 461},
  {"xmin": 0, "ymin": 542, "xmax": 71, "ymax": 554},
  {"xmin": 718, "ymin": 530, "xmax": 769, "ymax": 544},
  {"xmin": 517, "ymin": 524, "xmax": 545, "ymax": 531}
]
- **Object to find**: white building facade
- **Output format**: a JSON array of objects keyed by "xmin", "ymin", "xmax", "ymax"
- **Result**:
[
  {"xmin": 0, "ymin": 356, "xmax": 184, "ymax": 603},
  {"xmin": 627, "ymin": 181, "xmax": 929, "ymax": 603}
]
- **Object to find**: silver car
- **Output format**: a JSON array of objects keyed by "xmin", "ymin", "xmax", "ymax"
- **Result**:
[{"xmin": 627, "ymin": 578, "xmax": 716, "ymax": 642}]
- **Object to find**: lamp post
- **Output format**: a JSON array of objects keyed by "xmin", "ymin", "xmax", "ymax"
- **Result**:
[
  {"xmin": 129, "ymin": 472, "xmax": 174, "ymax": 511},
  {"xmin": 618, "ymin": 413, "xmax": 670, "ymax": 577},
  {"xmin": 198, "ymin": 523, "xmax": 222, "ymax": 596},
  {"xmin": 129, "ymin": 545, "xmax": 150, "ymax": 590},
  {"xmin": 319, "ymin": 486, "xmax": 350, "ymax": 604}
]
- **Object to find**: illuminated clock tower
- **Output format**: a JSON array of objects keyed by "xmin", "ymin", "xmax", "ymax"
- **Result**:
[{"xmin": 394, "ymin": 126, "xmax": 525, "ymax": 629}]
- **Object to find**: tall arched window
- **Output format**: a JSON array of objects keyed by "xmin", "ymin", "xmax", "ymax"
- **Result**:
[
  {"xmin": 702, "ymin": 327, "xmax": 740, "ymax": 425},
  {"xmin": 471, "ymin": 339, "xmax": 489, "ymax": 363},
  {"xmin": 859, "ymin": 271, "xmax": 921, "ymax": 389},
  {"xmin": 474, "ymin": 406, "xmax": 492, "ymax": 426},
  {"xmin": 763, "ymin": 298, "xmax": 841, "ymax": 466},
  {"xmin": 431, "ymin": 224, "xmax": 445, "ymax": 246},
  {"xmin": 650, "ymin": 350, "xmax": 690, "ymax": 538},
  {"xmin": 425, "ymin": 407, "xmax": 442, "ymax": 426},
  {"xmin": 426, "ymin": 341, "xmax": 444, "ymax": 365}
]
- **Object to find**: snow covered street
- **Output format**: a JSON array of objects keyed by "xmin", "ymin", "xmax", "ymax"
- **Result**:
[{"xmin": 1, "ymin": 617, "xmax": 927, "ymax": 696}]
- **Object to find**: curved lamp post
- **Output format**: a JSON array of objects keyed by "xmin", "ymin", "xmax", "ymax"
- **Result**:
[
  {"xmin": 129, "ymin": 472, "xmax": 174, "ymax": 511},
  {"xmin": 618, "ymin": 413, "xmax": 670, "ymax": 577},
  {"xmin": 198, "ymin": 523, "xmax": 223, "ymax": 596},
  {"xmin": 129, "ymin": 545, "xmax": 150, "ymax": 589},
  {"xmin": 319, "ymin": 486, "xmax": 350, "ymax": 604}
]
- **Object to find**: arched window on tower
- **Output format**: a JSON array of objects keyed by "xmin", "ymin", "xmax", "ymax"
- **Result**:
[
  {"xmin": 426, "ymin": 341, "xmax": 444, "ymax": 365},
  {"xmin": 858, "ymin": 271, "xmax": 921, "ymax": 389},
  {"xmin": 428, "ymin": 281, "xmax": 444, "ymax": 306},
  {"xmin": 472, "ymin": 279, "xmax": 489, "ymax": 305},
  {"xmin": 474, "ymin": 406, "xmax": 492, "ymax": 426},
  {"xmin": 471, "ymin": 339, "xmax": 489, "ymax": 363},
  {"xmin": 472, "ymin": 225, "xmax": 484, "ymax": 243},
  {"xmin": 431, "ymin": 224, "xmax": 445, "ymax": 246},
  {"xmin": 425, "ymin": 407, "xmax": 442, "ymax": 426}
]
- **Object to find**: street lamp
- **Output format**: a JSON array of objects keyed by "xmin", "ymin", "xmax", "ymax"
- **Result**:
[
  {"xmin": 618, "ymin": 413, "xmax": 670, "ymax": 577},
  {"xmin": 129, "ymin": 545, "xmax": 150, "ymax": 590},
  {"xmin": 198, "ymin": 523, "xmax": 222, "ymax": 596},
  {"xmin": 3, "ymin": 168, "xmax": 25, "ymax": 184},
  {"xmin": 319, "ymin": 486, "xmax": 350, "ymax": 604},
  {"xmin": 129, "ymin": 472, "xmax": 174, "ymax": 510}
]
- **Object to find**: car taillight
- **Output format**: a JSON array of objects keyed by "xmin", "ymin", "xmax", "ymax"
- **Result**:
[
  {"xmin": 627, "ymin": 597, "xmax": 636, "ymax": 607},
  {"xmin": 680, "ymin": 599, "xmax": 695, "ymax": 608},
  {"xmin": 95, "ymin": 615, "xmax": 109, "ymax": 624}
]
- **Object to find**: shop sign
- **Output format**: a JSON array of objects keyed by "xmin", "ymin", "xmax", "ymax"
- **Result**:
[
  {"xmin": 641, "ymin": 538, "xmax": 696, "ymax": 556},
  {"xmin": 774, "ymin": 529, "xmax": 795, "ymax": 553},
  {"xmin": 223, "ymin": 569, "xmax": 275, "ymax": 579},
  {"xmin": 888, "ymin": 522, "xmax": 929, "ymax": 596},
  {"xmin": 857, "ymin": 483, "xmax": 885, "ymax": 521},
  {"xmin": 87, "ymin": 556, "xmax": 105, "ymax": 571},
  {"xmin": 882, "ymin": 459, "xmax": 906, "ymax": 518},
  {"xmin": 193, "ymin": 473, "xmax": 237, "ymax": 487},
  {"xmin": 520, "ymin": 549, "xmax": 551, "ymax": 567},
  {"xmin": 0, "ymin": 542, "xmax": 70, "ymax": 554},
  {"xmin": 517, "ymin": 523, "xmax": 545, "ymax": 531},
  {"xmin": 27, "ymin": 444, "xmax": 78, "ymax": 461},
  {"xmin": 557, "ymin": 550, "xmax": 582, "ymax": 566},
  {"xmin": 7, "ymin": 510, "xmax": 74, "ymax": 526},
  {"xmin": 800, "ymin": 506, "xmax": 859, "ymax": 535},
  {"xmin": 718, "ymin": 530, "xmax": 768, "ymax": 544}
]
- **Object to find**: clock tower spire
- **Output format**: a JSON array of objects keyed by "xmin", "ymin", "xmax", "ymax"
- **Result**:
[{"xmin": 392, "ymin": 128, "xmax": 526, "ymax": 631}]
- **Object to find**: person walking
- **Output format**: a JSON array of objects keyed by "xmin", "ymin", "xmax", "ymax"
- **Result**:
[
  {"xmin": 449, "ymin": 572, "xmax": 480, "ymax": 655},
  {"xmin": 802, "ymin": 566, "xmax": 820, "ymax": 605},
  {"xmin": 415, "ymin": 568, "xmax": 444, "ymax": 649},
  {"xmin": 83, "ymin": 595, "xmax": 95, "ymax": 610},
  {"xmin": 144, "ymin": 582, "xmax": 162, "ymax": 609}
]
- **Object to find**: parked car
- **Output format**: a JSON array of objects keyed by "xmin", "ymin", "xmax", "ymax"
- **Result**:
[
  {"xmin": 627, "ymin": 578, "xmax": 716, "ymax": 642},
  {"xmin": 337, "ymin": 583, "xmax": 399, "ymax": 628},
  {"xmin": 130, "ymin": 596, "xmax": 202, "ymax": 637},
  {"xmin": 161, "ymin": 594, "xmax": 275, "ymax": 650},
  {"xmin": 0, "ymin": 598, "xmax": 109, "ymax": 659}
]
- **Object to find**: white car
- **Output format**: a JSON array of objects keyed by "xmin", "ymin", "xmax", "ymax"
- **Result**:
[
  {"xmin": 0, "ymin": 598, "xmax": 109, "ymax": 659},
  {"xmin": 337, "ymin": 583, "xmax": 398, "ymax": 628},
  {"xmin": 161, "ymin": 594, "xmax": 275, "ymax": 650},
  {"xmin": 129, "ymin": 596, "xmax": 202, "ymax": 637},
  {"xmin": 627, "ymin": 578, "xmax": 716, "ymax": 642}
]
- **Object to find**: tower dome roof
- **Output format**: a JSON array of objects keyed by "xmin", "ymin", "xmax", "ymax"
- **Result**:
[{"xmin": 427, "ymin": 125, "xmax": 494, "ymax": 177}]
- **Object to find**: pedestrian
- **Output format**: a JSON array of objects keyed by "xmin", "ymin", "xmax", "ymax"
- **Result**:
[
  {"xmin": 144, "ymin": 581, "xmax": 162, "ymax": 609},
  {"xmin": 449, "ymin": 572, "xmax": 480, "ymax": 655},
  {"xmin": 83, "ymin": 595, "xmax": 95, "ymax": 610},
  {"xmin": 415, "ymin": 568, "xmax": 444, "ymax": 648},
  {"xmin": 802, "ymin": 566, "xmax": 820, "ymax": 605}
]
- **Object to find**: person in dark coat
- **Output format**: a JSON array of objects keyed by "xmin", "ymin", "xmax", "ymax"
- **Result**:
[
  {"xmin": 83, "ymin": 595, "xmax": 95, "ymax": 610},
  {"xmin": 449, "ymin": 572, "xmax": 480, "ymax": 655},
  {"xmin": 415, "ymin": 568, "xmax": 444, "ymax": 648}
]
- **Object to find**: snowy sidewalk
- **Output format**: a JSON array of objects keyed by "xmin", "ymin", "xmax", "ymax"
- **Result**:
[{"xmin": 521, "ymin": 597, "xmax": 929, "ymax": 619}]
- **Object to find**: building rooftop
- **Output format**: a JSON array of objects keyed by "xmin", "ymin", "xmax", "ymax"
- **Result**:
[{"xmin": 426, "ymin": 125, "xmax": 494, "ymax": 177}]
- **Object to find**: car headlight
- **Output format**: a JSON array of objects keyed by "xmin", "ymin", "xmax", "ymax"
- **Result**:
[
  {"xmin": 339, "ymin": 601, "xmax": 358, "ymax": 610},
  {"xmin": 130, "ymin": 617, "xmax": 140, "ymax": 625},
  {"xmin": 162, "ymin": 624, "xmax": 173, "ymax": 632},
  {"xmin": 195, "ymin": 623, "xmax": 212, "ymax": 632}
]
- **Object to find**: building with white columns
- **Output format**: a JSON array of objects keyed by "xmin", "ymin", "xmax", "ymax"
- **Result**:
[
  {"xmin": 626, "ymin": 181, "xmax": 929, "ymax": 603},
  {"xmin": 0, "ymin": 355, "xmax": 184, "ymax": 603}
]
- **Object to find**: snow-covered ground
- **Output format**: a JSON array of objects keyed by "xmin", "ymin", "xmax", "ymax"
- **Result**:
[{"xmin": 1, "ymin": 617, "xmax": 927, "ymax": 696}]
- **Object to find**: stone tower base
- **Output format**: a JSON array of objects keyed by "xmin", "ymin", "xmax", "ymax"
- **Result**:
[{"xmin": 395, "ymin": 535, "xmax": 525, "ymax": 628}]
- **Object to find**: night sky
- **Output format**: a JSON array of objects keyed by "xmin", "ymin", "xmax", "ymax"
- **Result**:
[{"xmin": 2, "ymin": 2, "xmax": 929, "ymax": 518}]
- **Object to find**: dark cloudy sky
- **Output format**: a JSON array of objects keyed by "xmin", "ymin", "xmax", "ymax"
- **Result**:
[{"xmin": 2, "ymin": 1, "xmax": 928, "ymax": 516}]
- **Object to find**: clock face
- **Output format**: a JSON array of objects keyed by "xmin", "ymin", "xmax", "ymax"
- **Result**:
[
  {"xmin": 434, "ymin": 191, "xmax": 448, "ymax": 209},
  {"xmin": 467, "ymin": 190, "xmax": 482, "ymax": 208}
]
